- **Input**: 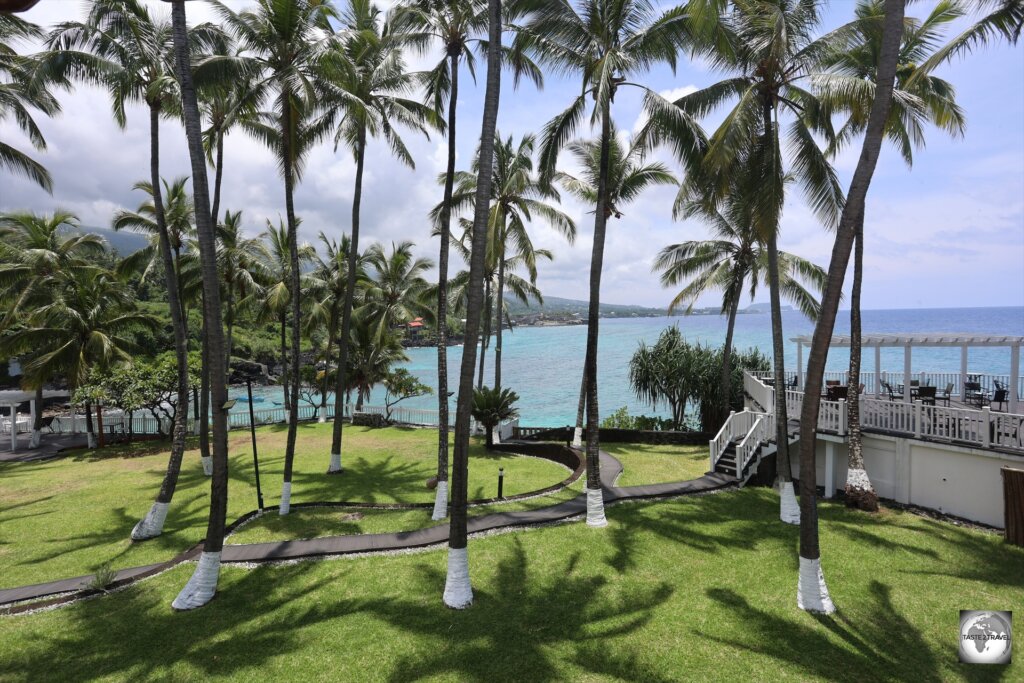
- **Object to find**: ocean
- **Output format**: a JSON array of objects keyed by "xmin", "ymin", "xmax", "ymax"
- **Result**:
[{"xmin": 237, "ymin": 306, "xmax": 1024, "ymax": 427}]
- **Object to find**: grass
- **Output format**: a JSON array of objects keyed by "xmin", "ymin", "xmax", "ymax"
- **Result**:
[
  {"xmin": 1, "ymin": 487, "xmax": 1020, "ymax": 682},
  {"xmin": 0, "ymin": 424, "xmax": 569, "ymax": 589},
  {"xmin": 603, "ymin": 442, "xmax": 710, "ymax": 486}
]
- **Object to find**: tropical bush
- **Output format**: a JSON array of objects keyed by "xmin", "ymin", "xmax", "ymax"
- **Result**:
[
  {"xmin": 471, "ymin": 386, "xmax": 520, "ymax": 447},
  {"xmin": 600, "ymin": 407, "xmax": 679, "ymax": 432}
]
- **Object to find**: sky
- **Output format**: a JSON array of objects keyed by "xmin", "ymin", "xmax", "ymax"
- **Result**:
[{"xmin": 1, "ymin": 0, "xmax": 1023, "ymax": 312}]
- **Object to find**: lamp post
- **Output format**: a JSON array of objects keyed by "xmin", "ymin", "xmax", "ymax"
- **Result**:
[
  {"xmin": 497, "ymin": 467, "xmax": 504, "ymax": 499},
  {"xmin": 245, "ymin": 379, "xmax": 265, "ymax": 511}
]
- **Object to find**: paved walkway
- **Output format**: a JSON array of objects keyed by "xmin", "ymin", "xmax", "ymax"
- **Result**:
[
  {"xmin": 0, "ymin": 433, "xmax": 86, "ymax": 463},
  {"xmin": 0, "ymin": 447, "xmax": 737, "ymax": 610}
]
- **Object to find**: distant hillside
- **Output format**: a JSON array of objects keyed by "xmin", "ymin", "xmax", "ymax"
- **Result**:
[
  {"xmin": 505, "ymin": 295, "xmax": 667, "ymax": 318},
  {"xmin": 744, "ymin": 302, "xmax": 793, "ymax": 313},
  {"xmin": 76, "ymin": 226, "xmax": 149, "ymax": 256}
]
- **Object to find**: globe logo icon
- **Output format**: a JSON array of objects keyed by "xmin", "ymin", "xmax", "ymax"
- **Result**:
[{"xmin": 959, "ymin": 610, "xmax": 1012, "ymax": 664}]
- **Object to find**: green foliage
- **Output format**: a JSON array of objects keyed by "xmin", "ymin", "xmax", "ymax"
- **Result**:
[
  {"xmin": 383, "ymin": 368, "xmax": 432, "ymax": 422},
  {"xmin": 86, "ymin": 562, "xmax": 117, "ymax": 593},
  {"xmin": 599, "ymin": 407, "xmax": 677, "ymax": 432},
  {"xmin": 471, "ymin": 386, "xmax": 520, "ymax": 445},
  {"xmin": 629, "ymin": 326, "xmax": 770, "ymax": 432}
]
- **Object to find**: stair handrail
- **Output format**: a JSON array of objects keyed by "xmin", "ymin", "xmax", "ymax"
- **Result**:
[
  {"xmin": 735, "ymin": 415, "xmax": 766, "ymax": 478},
  {"xmin": 709, "ymin": 410, "xmax": 737, "ymax": 471}
]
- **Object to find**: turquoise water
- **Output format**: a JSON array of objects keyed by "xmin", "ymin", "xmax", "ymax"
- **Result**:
[{"xmin": 239, "ymin": 306, "xmax": 1024, "ymax": 427}]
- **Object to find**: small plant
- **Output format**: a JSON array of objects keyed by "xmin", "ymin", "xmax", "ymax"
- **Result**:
[{"xmin": 86, "ymin": 562, "xmax": 118, "ymax": 593}]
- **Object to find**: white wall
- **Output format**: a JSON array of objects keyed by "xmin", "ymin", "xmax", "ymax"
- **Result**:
[{"xmin": 780, "ymin": 433, "xmax": 1019, "ymax": 528}]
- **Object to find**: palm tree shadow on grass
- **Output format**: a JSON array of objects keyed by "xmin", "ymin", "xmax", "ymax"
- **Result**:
[
  {"xmin": 0, "ymin": 563, "xmax": 358, "ymax": 681},
  {"xmin": 360, "ymin": 537, "xmax": 674, "ymax": 683},
  {"xmin": 703, "ymin": 581, "xmax": 944, "ymax": 683}
]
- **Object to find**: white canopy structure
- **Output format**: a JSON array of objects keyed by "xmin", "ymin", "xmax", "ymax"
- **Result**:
[
  {"xmin": 789, "ymin": 333, "xmax": 1023, "ymax": 412},
  {"xmin": 0, "ymin": 390, "xmax": 70, "ymax": 452}
]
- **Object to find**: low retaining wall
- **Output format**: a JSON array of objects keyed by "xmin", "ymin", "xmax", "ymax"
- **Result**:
[{"xmin": 513, "ymin": 426, "xmax": 712, "ymax": 446}]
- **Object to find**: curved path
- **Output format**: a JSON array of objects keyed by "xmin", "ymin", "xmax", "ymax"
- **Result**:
[{"xmin": 0, "ymin": 445, "xmax": 736, "ymax": 612}]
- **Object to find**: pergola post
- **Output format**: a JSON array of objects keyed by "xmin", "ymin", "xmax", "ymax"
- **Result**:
[
  {"xmin": 874, "ymin": 345, "xmax": 881, "ymax": 397},
  {"xmin": 960, "ymin": 344, "xmax": 968, "ymax": 398},
  {"xmin": 1010, "ymin": 344, "xmax": 1020, "ymax": 414},
  {"xmin": 796, "ymin": 341, "xmax": 804, "ymax": 390},
  {"xmin": 903, "ymin": 345, "xmax": 912, "ymax": 403},
  {"xmin": 9, "ymin": 402, "xmax": 17, "ymax": 452},
  {"xmin": 29, "ymin": 398, "xmax": 38, "ymax": 448}
]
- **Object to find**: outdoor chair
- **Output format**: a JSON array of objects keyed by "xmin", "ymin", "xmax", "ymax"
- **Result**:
[
  {"xmin": 826, "ymin": 386, "xmax": 848, "ymax": 401},
  {"xmin": 39, "ymin": 415, "xmax": 55, "ymax": 433},
  {"xmin": 858, "ymin": 383, "xmax": 866, "ymax": 394},
  {"xmin": 994, "ymin": 380, "xmax": 1007, "ymax": 392},
  {"xmin": 881, "ymin": 381, "xmax": 898, "ymax": 401},
  {"xmin": 788, "ymin": 376, "xmax": 798, "ymax": 388},
  {"xmin": 937, "ymin": 383, "xmax": 954, "ymax": 406},
  {"xmin": 991, "ymin": 389, "xmax": 1009, "ymax": 412},
  {"xmin": 964, "ymin": 382, "xmax": 986, "ymax": 407},
  {"xmin": 825, "ymin": 380, "xmax": 840, "ymax": 387},
  {"xmin": 917, "ymin": 386, "xmax": 937, "ymax": 406}
]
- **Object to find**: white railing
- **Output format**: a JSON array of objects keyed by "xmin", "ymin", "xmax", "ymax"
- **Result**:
[
  {"xmin": 735, "ymin": 415, "xmax": 766, "ymax": 478},
  {"xmin": 801, "ymin": 370, "xmax": 1022, "ymax": 398},
  {"xmin": 709, "ymin": 409, "xmax": 759, "ymax": 472},
  {"xmin": 744, "ymin": 372, "xmax": 773, "ymax": 412}
]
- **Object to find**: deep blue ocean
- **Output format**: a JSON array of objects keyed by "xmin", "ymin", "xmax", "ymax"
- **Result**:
[{"xmin": 240, "ymin": 306, "xmax": 1024, "ymax": 427}]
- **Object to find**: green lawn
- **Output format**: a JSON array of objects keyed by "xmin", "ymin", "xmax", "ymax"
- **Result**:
[
  {"xmin": 0, "ymin": 424, "xmax": 570, "ymax": 589},
  {"xmin": 1, "ymin": 487, "xmax": 1020, "ymax": 682},
  {"xmin": 603, "ymin": 442, "xmax": 710, "ymax": 486}
]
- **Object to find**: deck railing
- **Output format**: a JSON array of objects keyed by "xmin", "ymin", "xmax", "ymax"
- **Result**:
[{"xmin": 745, "ymin": 371, "xmax": 1024, "ymax": 452}]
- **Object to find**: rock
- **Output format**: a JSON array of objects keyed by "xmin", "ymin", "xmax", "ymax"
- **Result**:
[
  {"xmin": 352, "ymin": 412, "xmax": 385, "ymax": 427},
  {"xmin": 229, "ymin": 359, "xmax": 269, "ymax": 385},
  {"xmin": 426, "ymin": 476, "xmax": 438, "ymax": 490}
]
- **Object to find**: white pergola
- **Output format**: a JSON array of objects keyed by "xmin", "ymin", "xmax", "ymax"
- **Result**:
[
  {"xmin": 0, "ymin": 389, "xmax": 69, "ymax": 452},
  {"xmin": 790, "ymin": 333, "xmax": 1023, "ymax": 413}
]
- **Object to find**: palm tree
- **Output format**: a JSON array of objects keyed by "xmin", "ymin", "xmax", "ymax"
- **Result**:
[
  {"xmin": 210, "ymin": 0, "xmax": 341, "ymax": 513},
  {"xmin": 0, "ymin": 211, "xmax": 106, "ymax": 447},
  {"xmin": 648, "ymin": 0, "xmax": 847, "ymax": 526},
  {"xmin": 253, "ymin": 219, "xmax": 315, "ymax": 414},
  {"xmin": 0, "ymin": 13, "xmax": 58, "ymax": 191},
  {"xmin": 911, "ymin": 0, "xmax": 1023, "ymax": 74},
  {"xmin": 439, "ymin": 132, "xmax": 575, "ymax": 392},
  {"xmin": 344, "ymin": 312, "xmax": 408, "ymax": 411},
  {"xmin": 303, "ymin": 232, "xmax": 367, "ymax": 422},
  {"xmin": 656, "ymin": 188, "xmax": 827, "ymax": 426},
  {"xmin": 389, "ymin": 0, "xmax": 490, "ymax": 522},
  {"xmin": 514, "ymin": 0, "xmax": 693, "ymax": 528},
  {"xmin": 216, "ymin": 210, "xmax": 266, "ymax": 365},
  {"xmin": 363, "ymin": 240, "xmax": 434, "ymax": 343},
  {"xmin": 325, "ymin": 0, "xmax": 440, "ymax": 475},
  {"xmin": 48, "ymin": 1, "xmax": 215, "ymax": 540},
  {"xmin": 167, "ymin": 0, "xmax": 232, "ymax": 611},
  {"xmin": 471, "ymin": 386, "xmax": 519, "ymax": 447},
  {"xmin": 796, "ymin": 0, "xmax": 907, "ymax": 615},
  {"xmin": 442, "ymin": 0, "xmax": 502, "ymax": 611},
  {"xmin": 820, "ymin": 0, "xmax": 966, "ymax": 512},
  {"xmin": 555, "ymin": 130, "xmax": 677, "ymax": 448}
]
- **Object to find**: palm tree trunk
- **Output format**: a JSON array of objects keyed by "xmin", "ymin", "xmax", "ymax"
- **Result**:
[
  {"xmin": 133, "ymin": 100, "xmax": 190, "ymax": 541},
  {"xmin": 169, "ymin": 0, "xmax": 230, "ymax": 611},
  {"xmin": 210, "ymin": 129, "xmax": 224, "ymax": 228},
  {"xmin": 477, "ymin": 278, "xmax": 492, "ymax": 389},
  {"xmin": 30, "ymin": 385, "xmax": 42, "ymax": 448},
  {"xmin": 720, "ymin": 290, "xmax": 741, "ymax": 422},
  {"xmin": 494, "ymin": 230, "xmax": 506, "ymax": 392},
  {"xmin": 845, "ymin": 227, "xmax": 877, "ymax": 511},
  {"xmin": 573, "ymin": 372, "xmax": 586, "ymax": 447},
  {"xmin": 444, "ymin": 0, "xmax": 502, "ymax": 610},
  {"xmin": 581, "ymin": 94, "xmax": 613, "ymax": 528},
  {"xmin": 320, "ymin": 302, "xmax": 339, "ymax": 424},
  {"xmin": 84, "ymin": 398, "xmax": 95, "ymax": 449},
  {"xmin": 796, "ymin": 0, "xmax": 905, "ymax": 615},
  {"xmin": 761, "ymin": 96, "xmax": 799, "ymax": 526},
  {"xmin": 199, "ymin": 303, "xmax": 212, "ymax": 476},
  {"xmin": 329, "ymin": 125, "xmax": 367, "ymax": 474},
  {"xmin": 280, "ymin": 91, "xmax": 303, "ymax": 515},
  {"xmin": 433, "ymin": 51, "xmax": 459, "ymax": 520},
  {"xmin": 226, "ymin": 280, "xmax": 235, "ymax": 370},
  {"xmin": 280, "ymin": 313, "xmax": 289, "ymax": 412}
]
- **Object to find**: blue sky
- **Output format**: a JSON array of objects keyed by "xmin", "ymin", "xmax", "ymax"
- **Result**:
[{"xmin": 2, "ymin": 0, "xmax": 1022, "ymax": 312}]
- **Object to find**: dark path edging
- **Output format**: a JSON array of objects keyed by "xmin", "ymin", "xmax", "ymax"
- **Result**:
[{"xmin": 0, "ymin": 442, "xmax": 735, "ymax": 614}]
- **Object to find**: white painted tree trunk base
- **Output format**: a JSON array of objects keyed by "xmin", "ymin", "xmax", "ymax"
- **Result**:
[
  {"xmin": 327, "ymin": 452, "xmax": 342, "ymax": 474},
  {"xmin": 572, "ymin": 427, "xmax": 582, "ymax": 449},
  {"xmin": 797, "ymin": 556, "xmax": 836, "ymax": 614},
  {"xmin": 846, "ymin": 467, "xmax": 872, "ymax": 491},
  {"xmin": 201, "ymin": 456, "xmax": 213, "ymax": 476},
  {"xmin": 317, "ymin": 414, "xmax": 326, "ymax": 424},
  {"xmin": 442, "ymin": 546, "xmax": 473, "ymax": 609},
  {"xmin": 431, "ymin": 481, "xmax": 448, "ymax": 520},
  {"xmin": 193, "ymin": 421, "xmax": 201, "ymax": 436},
  {"xmin": 29, "ymin": 429, "xmax": 41, "ymax": 448},
  {"xmin": 131, "ymin": 501, "xmax": 170, "ymax": 541},
  {"xmin": 87, "ymin": 433, "xmax": 97, "ymax": 449},
  {"xmin": 779, "ymin": 481, "xmax": 800, "ymax": 525},
  {"xmin": 172, "ymin": 551, "xmax": 221, "ymax": 611},
  {"xmin": 586, "ymin": 487, "xmax": 608, "ymax": 527},
  {"xmin": 279, "ymin": 481, "xmax": 292, "ymax": 515}
]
